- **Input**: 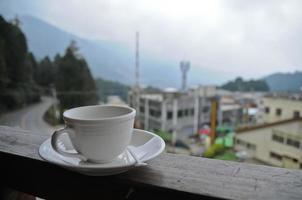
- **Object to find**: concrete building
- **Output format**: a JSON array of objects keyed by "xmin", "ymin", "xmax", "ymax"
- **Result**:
[
  {"xmin": 129, "ymin": 85, "xmax": 245, "ymax": 137},
  {"xmin": 218, "ymin": 96, "xmax": 243, "ymax": 127},
  {"xmin": 232, "ymin": 92, "xmax": 266, "ymax": 125},
  {"xmin": 128, "ymin": 86, "xmax": 218, "ymax": 139},
  {"xmin": 261, "ymin": 95, "xmax": 302, "ymax": 123},
  {"xmin": 234, "ymin": 118, "xmax": 302, "ymax": 169},
  {"xmin": 129, "ymin": 90, "xmax": 198, "ymax": 134}
]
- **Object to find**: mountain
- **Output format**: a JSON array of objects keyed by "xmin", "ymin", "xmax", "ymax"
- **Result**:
[
  {"xmin": 4, "ymin": 15, "xmax": 228, "ymax": 88},
  {"xmin": 19, "ymin": 15, "xmax": 133, "ymax": 84},
  {"xmin": 264, "ymin": 71, "xmax": 302, "ymax": 92}
]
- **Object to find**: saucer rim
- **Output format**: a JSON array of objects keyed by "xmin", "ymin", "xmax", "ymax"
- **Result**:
[{"xmin": 38, "ymin": 129, "xmax": 165, "ymax": 170}]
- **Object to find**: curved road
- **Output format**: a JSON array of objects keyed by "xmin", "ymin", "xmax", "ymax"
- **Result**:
[{"xmin": 0, "ymin": 97, "xmax": 56, "ymax": 136}]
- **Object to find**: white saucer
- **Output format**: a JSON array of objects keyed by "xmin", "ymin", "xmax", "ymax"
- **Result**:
[{"xmin": 39, "ymin": 129, "xmax": 165, "ymax": 176}]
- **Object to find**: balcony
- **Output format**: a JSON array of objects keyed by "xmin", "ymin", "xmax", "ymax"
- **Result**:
[{"xmin": 1, "ymin": 125, "xmax": 302, "ymax": 200}]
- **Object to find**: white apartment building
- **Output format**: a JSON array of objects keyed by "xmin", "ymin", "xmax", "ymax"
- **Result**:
[
  {"xmin": 128, "ymin": 86, "xmax": 217, "ymax": 136},
  {"xmin": 261, "ymin": 96, "xmax": 302, "ymax": 123},
  {"xmin": 234, "ymin": 118, "xmax": 302, "ymax": 169}
]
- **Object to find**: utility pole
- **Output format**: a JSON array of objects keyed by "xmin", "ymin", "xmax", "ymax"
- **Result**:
[
  {"xmin": 135, "ymin": 32, "xmax": 140, "ymax": 89},
  {"xmin": 133, "ymin": 32, "xmax": 141, "ymax": 127}
]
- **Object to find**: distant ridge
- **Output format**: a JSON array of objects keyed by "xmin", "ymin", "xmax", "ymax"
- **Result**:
[{"xmin": 264, "ymin": 71, "xmax": 302, "ymax": 92}]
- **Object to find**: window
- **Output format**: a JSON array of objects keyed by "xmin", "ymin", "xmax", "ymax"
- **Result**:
[
  {"xmin": 272, "ymin": 134, "xmax": 284, "ymax": 143},
  {"xmin": 286, "ymin": 138, "xmax": 300, "ymax": 149},
  {"xmin": 149, "ymin": 100, "xmax": 160, "ymax": 107},
  {"xmin": 177, "ymin": 110, "xmax": 183, "ymax": 118},
  {"xmin": 276, "ymin": 108, "xmax": 282, "ymax": 116},
  {"xmin": 184, "ymin": 109, "xmax": 189, "ymax": 116},
  {"xmin": 202, "ymin": 106, "xmax": 209, "ymax": 113},
  {"xmin": 247, "ymin": 143, "xmax": 256, "ymax": 150},
  {"xmin": 140, "ymin": 106, "xmax": 145, "ymax": 113},
  {"xmin": 284, "ymin": 156, "xmax": 299, "ymax": 164},
  {"xmin": 293, "ymin": 111, "xmax": 300, "ymax": 118},
  {"xmin": 149, "ymin": 109, "xmax": 155, "ymax": 117},
  {"xmin": 236, "ymin": 139, "xmax": 246, "ymax": 146},
  {"xmin": 150, "ymin": 109, "xmax": 161, "ymax": 118},
  {"xmin": 265, "ymin": 107, "xmax": 270, "ymax": 113},
  {"xmin": 167, "ymin": 111, "xmax": 173, "ymax": 120},
  {"xmin": 270, "ymin": 152, "xmax": 282, "ymax": 161}
]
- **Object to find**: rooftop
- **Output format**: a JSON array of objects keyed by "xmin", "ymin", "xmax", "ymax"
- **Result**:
[
  {"xmin": 140, "ymin": 94, "xmax": 163, "ymax": 101},
  {"xmin": 236, "ymin": 118, "xmax": 302, "ymax": 134},
  {"xmin": 264, "ymin": 93, "xmax": 302, "ymax": 101}
]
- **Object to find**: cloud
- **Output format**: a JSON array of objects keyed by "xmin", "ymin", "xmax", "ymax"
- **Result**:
[{"xmin": 1, "ymin": 0, "xmax": 302, "ymax": 80}]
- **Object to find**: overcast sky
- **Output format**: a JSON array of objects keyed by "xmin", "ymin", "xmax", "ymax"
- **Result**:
[{"xmin": 1, "ymin": 0, "xmax": 302, "ymax": 79}]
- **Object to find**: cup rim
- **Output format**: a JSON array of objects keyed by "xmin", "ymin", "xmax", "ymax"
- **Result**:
[{"xmin": 63, "ymin": 105, "xmax": 136, "ymax": 124}]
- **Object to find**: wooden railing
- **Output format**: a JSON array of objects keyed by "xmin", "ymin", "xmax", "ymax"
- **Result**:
[{"xmin": 0, "ymin": 126, "xmax": 302, "ymax": 200}]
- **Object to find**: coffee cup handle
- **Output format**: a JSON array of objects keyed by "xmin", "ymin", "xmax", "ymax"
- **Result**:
[{"xmin": 51, "ymin": 126, "xmax": 87, "ymax": 162}]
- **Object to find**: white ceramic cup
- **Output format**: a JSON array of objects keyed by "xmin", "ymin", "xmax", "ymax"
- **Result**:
[{"xmin": 51, "ymin": 105, "xmax": 136, "ymax": 163}]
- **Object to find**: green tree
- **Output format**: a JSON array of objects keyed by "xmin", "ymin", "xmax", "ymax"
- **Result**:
[
  {"xmin": 28, "ymin": 52, "xmax": 38, "ymax": 82},
  {"xmin": 0, "ymin": 37, "xmax": 8, "ymax": 90},
  {"xmin": 55, "ymin": 42, "xmax": 98, "ymax": 116},
  {"xmin": 221, "ymin": 76, "xmax": 269, "ymax": 92},
  {"xmin": 36, "ymin": 56, "xmax": 56, "ymax": 87},
  {"xmin": 0, "ymin": 15, "xmax": 41, "ymax": 110}
]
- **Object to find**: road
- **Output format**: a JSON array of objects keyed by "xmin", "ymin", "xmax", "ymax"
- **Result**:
[{"xmin": 0, "ymin": 97, "xmax": 56, "ymax": 136}]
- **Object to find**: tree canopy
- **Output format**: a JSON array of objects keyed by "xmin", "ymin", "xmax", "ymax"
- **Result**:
[
  {"xmin": 55, "ymin": 43, "xmax": 99, "ymax": 115},
  {"xmin": 220, "ymin": 77, "xmax": 269, "ymax": 92},
  {"xmin": 0, "ymin": 15, "xmax": 99, "ymax": 114},
  {"xmin": 0, "ymin": 15, "xmax": 40, "ymax": 110}
]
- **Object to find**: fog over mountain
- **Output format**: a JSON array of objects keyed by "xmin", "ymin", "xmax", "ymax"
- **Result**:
[
  {"xmin": 10, "ymin": 15, "xmax": 229, "ymax": 88},
  {"xmin": 5, "ymin": 15, "xmax": 301, "ymax": 91}
]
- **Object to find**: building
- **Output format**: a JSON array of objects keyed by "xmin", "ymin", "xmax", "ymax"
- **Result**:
[
  {"xmin": 129, "ymin": 85, "xmax": 246, "ymax": 137},
  {"xmin": 232, "ymin": 92, "xmax": 265, "ymax": 125},
  {"xmin": 128, "ymin": 86, "xmax": 220, "ymax": 140},
  {"xmin": 128, "ymin": 89, "xmax": 198, "ymax": 134},
  {"xmin": 188, "ymin": 85, "xmax": 216, "ymax": 126},
  {"xmin": 218, "ymin": 96, "xmax": 243, "ymax": 127},
  {"xmin": 234, "ymin": 118, "xmax": 302, "ymax": 169},
  {"xmin": 261, "ymin": 95, "xmax": 302, "ymax": 123}
]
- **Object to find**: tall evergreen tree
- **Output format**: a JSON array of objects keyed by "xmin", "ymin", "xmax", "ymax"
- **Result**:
[
  {"xmin": 36, "ymin": 56, "xmax": 55, "ymax": 87},
  {"xmin": 55, "ymin": 41, "xmax": 98, "ymax": 115},
  {"xmin": 0, "ymin": 15, "xmax": 41, "ymax": 110}
]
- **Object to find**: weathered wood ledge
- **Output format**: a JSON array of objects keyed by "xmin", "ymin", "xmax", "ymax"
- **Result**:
[{"xmin": 0, "ymin": 126, "xmax": 301, "ymax": 200}]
